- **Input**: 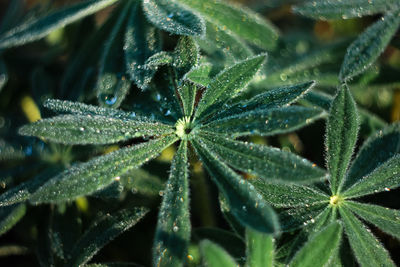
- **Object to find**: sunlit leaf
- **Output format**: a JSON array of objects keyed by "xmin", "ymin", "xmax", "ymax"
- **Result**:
[
  {"xmin": 29, "ymin": 135, "xmax": 178, "ymax": 203},
  {"xmin": 0, "ymin": 0, "xmax": 120, "ymax": 49},
  {"xmin": 184, "ymin": 64, "xmax": 212, "ymax": 87},
  {"xmin": 153, "ymin": 142, "xmax": 190, "ymax": 267}
]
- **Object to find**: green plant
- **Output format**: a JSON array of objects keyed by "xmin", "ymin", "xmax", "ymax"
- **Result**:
[{"xmin": 0, "ymin": 0, "xmax": 399, "ymax": 266}]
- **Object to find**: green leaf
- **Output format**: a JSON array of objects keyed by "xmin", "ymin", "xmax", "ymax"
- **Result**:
[
  {"xmin": 196, "ymin": 21, "xmax": 253, "ymax": 61},
  {"xmin": 198, "ymin": 132, "xmax": 326, "ymax": 183},
  {"xmin": 246, "ymin": 229, "xmax": 274, "ymax": 267},
  {"xmin": 0, "ymin": 59, "xmax": 8, "ymax": 92},
  {"xmin": 343, "ymin": 155, "xmax": 400, "ymax": 198},
  {"xmin": 0, "ymin": 204, "xmax": 26, "ymax": 236},
  {"xmin": 125, "ymin": 2, "xmax": 162, "ymax": 89},
  {"xmin": 194, "ymin": 54, "xmax": 267, "ymax": 120},
  {"xmin": 293, "ymin": 0, "xmax": 399, "ymax": 20},
  {"xmin": 29, "ymin": 135, "xmax": 178, "ymax": 203},
  {"xmin": 120, "ymin": 169, "xmax": 164, "ymax": 196},
  {"xmin": 145, "ymin": 51, "xmax": 174, "ymax": 70},
  {"xmin": 200, "ymin": 240, "xmax": 237, "ymax": 267},
  {"xmin": 289, "ymin": 222, "xmax": 342, "ymax": 267},
  {"xmin": 67, "ymin": 207, "xmax": 149, "ymax": 267},
  {"xmin": 0, "ymin": 0, "xmax": 119, "ymax": 49},
  {"xmin": 177, "ymin": 0, "xmax": 279, "ymax": 50},
  {"xmin": 213, "ymin": 81, "xmax": 317, "ymax": 123},
  {"xmin": 96, "ymin": 1, "xmax": 131, "ymax": 108},
  {"xmin": 339, "ymin": 206, "xmax": 395, "ymax": 267},
  {"xmin": 339, "ymin": 11, "xmax": 400, "ymax": 81},
  {"xmin": 345, "ymin": 201, "xmax": 400, "ymax": 240},
  {"xmin": 174, "ymin": 36, "xmax": 199, "ymax": 79},
  {"xmin": 279, "ymin": 204, "xmax": 327, "ymax": 232},
  {"xmin": 153, "ymin": 142, "xmax": 190, "ymax": 267},
  {"xmin": 142, "ymin": 0, "xmax": 205, "ymax": 36},
  {"xmin": 192, "ymin": 139, "xmax": 280, "ymax": 234},
  {"xmin": 178, "ymin": 81, "xmax": 197, "ymax": 117},
  {"xmin": 184, "ymin": 64, "xmax": 212, "ymax": 87},
  {"xmin": 250, "ymin": 182, "xmax": 329, "ymax": 208},
  {"xmin": 202, "ymin": 106, "xmax": 325, "ymax": 138},
  {"xmin": 345, "ymin": 123, "xmax": 400, "ymax": 190},
  {"xmin": 326, "ymin": 85, "xmax": 359, "ymax": 194},
  {"xmin": 0, "ymin": 139, "xmax": 24, "ymax": 161},
  {"xmin": 18, "ymin": 114, "xmax": 174, "ymax": 145}
]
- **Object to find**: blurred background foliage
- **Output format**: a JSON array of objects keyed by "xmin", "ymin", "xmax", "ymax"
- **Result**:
[{"xmin": 0, "ymin": 0, "xmax": 399, "ymax": 266}]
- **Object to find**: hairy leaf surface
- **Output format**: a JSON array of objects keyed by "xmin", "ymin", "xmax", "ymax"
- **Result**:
[
  {"xmin": 326, "ymin": 85, "xmax": 359, "ymax": 194},
  {"xmin": 246, "ymin": 229, "xmax": 274, "ymax": 267},
  {"xmin": 0, "ymin": 0, "xmax": 119, "ymax": 49},
  {"xmin": 29, "ymin": 135, "xmax": 178, "ymax": 203},
  {"xmin": 200, "ymin": 240, "xmax": 237, "ymax": 267},
  {"xmin": 184, "ymin": 64, "xmax": 212, "ymax": 87},
  {"xmin": 153, "ymin": 142, "xmax": 190, "ymax": 267}
]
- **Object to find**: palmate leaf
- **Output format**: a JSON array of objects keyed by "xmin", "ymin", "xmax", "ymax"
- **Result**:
[
  {"xmin": 179, "ymin": 82, "xmax": 197, "ymax": 117},
  {"xmin": 183, "ymin": 64, "xmax": 212, "ymax": 87},
  {"xmin": 67, "ymin": 207, "xmax": 149, "ymax": 267},
  {"xmin": 96, "ymin": 1, "xmax": 131, "ymax": 108},
  {"xmin": 245, "ymin": 229, "xmax": 274, "ymax": 267},
  {"xmin": 345, "ymin": 201, "xmax": 400, "ymax": 240},
  {"xmin": 339, "ymin": 11, "xmax": 400, "ymax": 82},
  {"xmin": 344, "ymin": 123, "xmax": 400, "ymax": 189},
  {"xmin": 197, "ymin": 132, "xmax": 326, "ymax": 183},
  {"xmin": 213, "ymin": 81, "xmax": 316, "ymax": 122},
  {"xmin": 326, "ymin": 85, "xmax": 359, "ymax": 194},
  {"xmin": 289, "ymin": 222, "xmax": 342, "ymax": 267},
  {"xmin": 0, "ymin": 59, "xmax": 8, "ymax": 92},
  {"xmin": 125, "ymin": 2, "xmax": 161, "ymax": 90},
  {"xmin": 200, "ymin": 240, "xmax": 237, "ymax": 267},
  {"xmin": 343, "ymin": 155, "xmax": 400, "ymax": 198},
  {"xmin": 0, "ymin": 204, "xmax": 26, "ymax": 236},
  {"xmin": 0, "ymin": 0, "xmax": 120, "ymax": 49},
  {"xmin": 18, "ymin": 114, "xmax": 174, "ymax": 145},
  {"xmin": 29, "ymin": 135, "xmax": 178, "ymax": 203},
  {"xmin": 293, "ymin": 0, "xmax": 399, "ymax": 20},
  {"xmin": 250, "ymin": 182, "xmax": 329, "ymax": 208},
  {"xmin": 153, "ymin": 142, "xmax": 190, "ymax": 267},
  {"xmin": 339, "ymin": 206, "xmax": 396, "ymax": 267},
  {"xmin": 192, "ymin": 139, "xmax": 279, "ymax": 234},
  {"xmin": 142, "ymin": 0, "xmax": 205, "ymax": 37},
  {"xmin": 202, "ymin": 106, "xmax": 325, "ymax": 138},
  {"xmin": 194, "ymin": 54, "xmax": 267, "ymax": 121},
  {"xmin": 278, "ymin": 204, "xmax": 327, "ymax": 232},
  {"xmin": 120, "ymin": 168, "xmax": 164, "ymax": 196},
  {"xmin": 177, "ymin": 0, "xmax": 279, "ymax": 50}
]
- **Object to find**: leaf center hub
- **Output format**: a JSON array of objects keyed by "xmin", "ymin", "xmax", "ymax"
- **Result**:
[
  {"xmin": 329, "ymin": 195, "xmax": 343, "ymax": 206},
  {"xmin": 175, "ymin": 116, "xmax": 193, "ymax": 140}
]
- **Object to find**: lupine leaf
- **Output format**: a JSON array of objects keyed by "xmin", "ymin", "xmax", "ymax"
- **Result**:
[
  {"xmin": 289, "ymin": 222, "xmax": 342, "ymax": 267},
  {"xmin": 250, "ymin": 182, "xmax": 329, "ymax": 208},
  {"xmin": 29, "ymin": 135, "xmax": 178, "ymax": 203},
  {"xmin": 339, "ymin": 11, "xmax": 400, "ymax": 81},
  {"xmin": 339, "ymin": 206, "xmax": 395, "ymax": 267},
  {"xmin": 326, "ymin": 85, "xmax": 359, "ymax": 194},
  {"xmin": 120, "ymin": 169, "xmax": 164, "ymax": 196},
  {"xmin": 184, "ymin": 64, "xmax": 213, "ymax": 87},
  {"xmin": 345, "ymin": 201, "xmax": 400, "ymax": 240},
  {"xmin": 343, "ymin": 155, "xmax": 400, "ymax": 198},
  {"xmin": 246, "ymin": 229, "xmax": 274, "ymax": 267},
  {"xmin": 145, "ymin": 52, "xmax": 174, "ymax": 70},
  {"xmin": 202, "ymin": 106, "xmax": 325, "ymax": 137},
  {"xmin": 0, "ymin": 204, "xmax": 26, "ymax": 236},
  {"xmin": 179, "ymin": 82, "xmax": 197, "ymax": 117},
  {"xmin": 0, "ymin": 59, "xmax": 8, "ymax": 92},
  {"xmin": 153, "ymin": 141, "xmax": 190, "ymax": 267},
  {"xmin": 0, "ymin": 0, "xmax": 120, "ymax": 49},
  {"xmin": 0, "ymin": 168, "xmax": 60, "ymax": 206},
  {"xmin": 200, "ymin": 240, "xmax": 237, "ymax": 267},
  {"xmin": 96, "ymin": 1, "xmax": 131, "ymax": 108},
  {"xmin": 345, "ymin": 123, "xmax": 400, "ymax": 190},
  {"xmin": 18, "ymin": 114, "xmax": 174, "ymax": 145},
  {"xmin": 142, "ymin": 0, "xmax": 205, "ymax": 36},
  {"xmin": 198, "ymin": 132, "xmax": 326, "ymax": 183},
  {"xmin": 174, "ymin": 36, "xmax": 199, "ymax": 79},
  {"xmin": 293, "ymin": 0, "xmax": 399, "ymax": 20},
  {"xmin": 213, "ymin": 81, "xmax": 316, "ymax": 122},
  {"xmin": 194, "ymin": 54, "xmax": 267, "ymax": 120},
  {"xmin": 196, "ymin": 21, "xmax": 253, "ymax": 61},
  {"xmin": 177, "ymin": 0, "xmax": 279, "ymax": 50},
  {"xmin": 278, "ymin": 204, "xmax": 327, "ymax": 232},
  {"xmin": 192, "ymin": 139, "xmax": 279, "ymax": 234},
  {"xmin": 0, "ymin": 139, "xmax": 24, "ymax": 161},
  {"xmin": 67, "ymin": 207, "xmax": 149, "ymax": 267},
  {"xmin": 125, "ymin": 2, "xmax": 161, "ymax": 90}
]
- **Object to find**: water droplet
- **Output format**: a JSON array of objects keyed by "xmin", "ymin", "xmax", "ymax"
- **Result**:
[
  {"xmin": 173, "ymin": 226, "xmax": 179, "ymax": 232},
  {"xmin": 384, "ymin": 187, "xmax": 391, "ymax": 191}
]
